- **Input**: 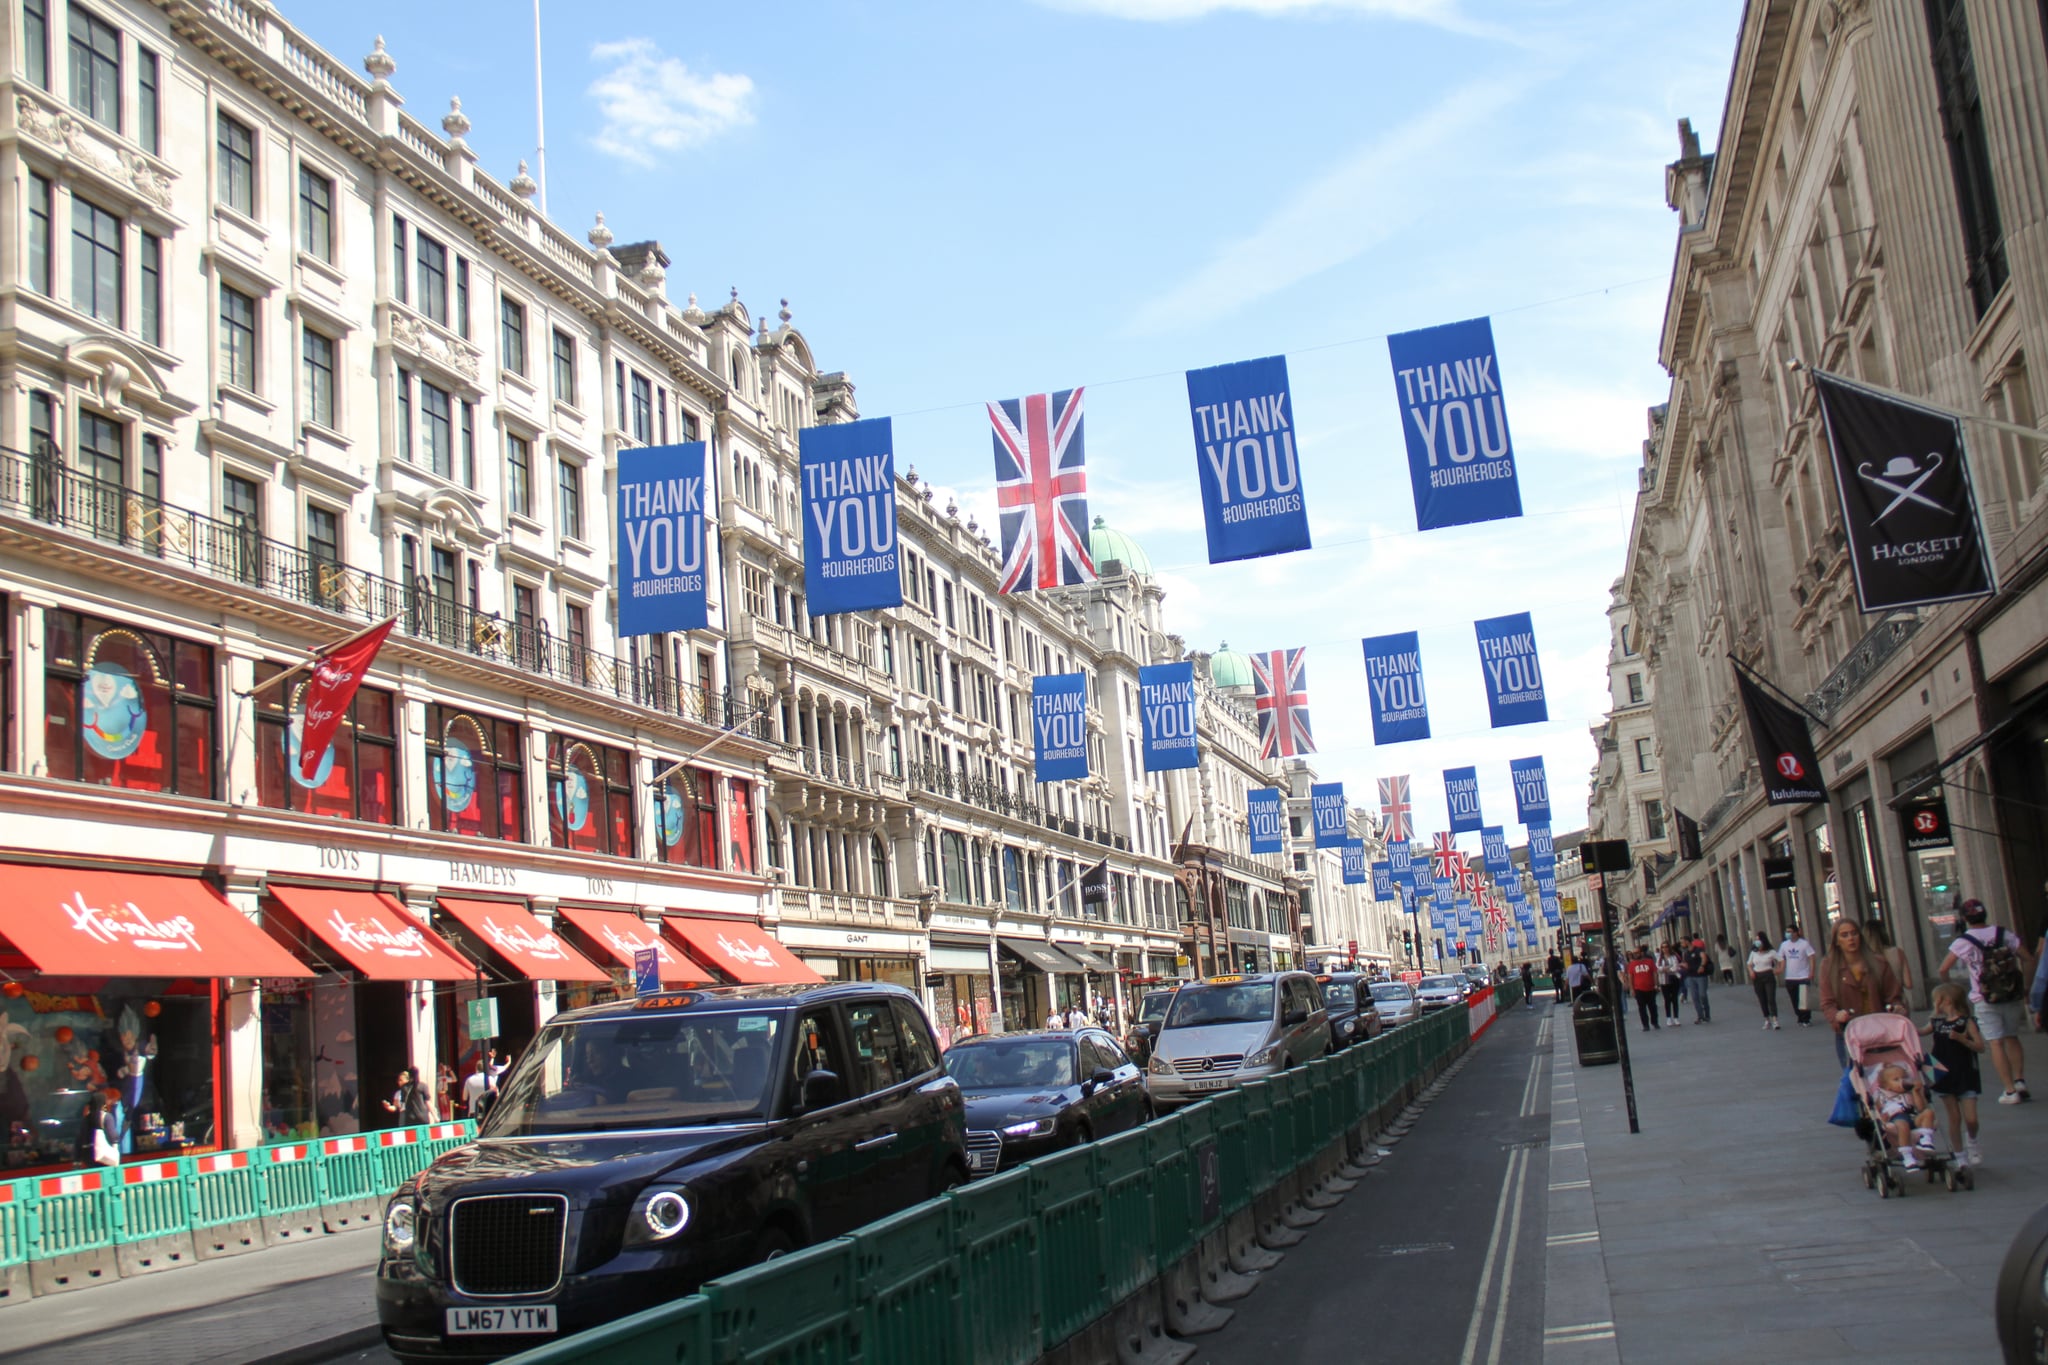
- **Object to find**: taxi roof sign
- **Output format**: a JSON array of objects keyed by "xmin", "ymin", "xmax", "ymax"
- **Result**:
[
  {"xmin": 634, "ymin": 991, "xmax": 701, "ymax": 1011},
  {"xmin": 1203, "ymin": 974, "xmax": 1246, "ymax": 984}
]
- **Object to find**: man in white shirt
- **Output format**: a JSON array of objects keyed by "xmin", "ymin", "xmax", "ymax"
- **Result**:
[{"xmin": 1779, "ymin": 927, "xmax": 1816, "ymax": 1026}]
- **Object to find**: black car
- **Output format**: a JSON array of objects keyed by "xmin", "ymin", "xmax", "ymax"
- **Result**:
[
  {"xmin": 1122, "ymin": 987, "xmax": 1180, "ymax": 1065},
  {"xmin": 375, "ymin": 983, "xmax": 965, "ymax": 1362},
  {"xmin": 944, "ymin": 1029, "xmax": 1150, "ymax": 1176},
  {"xmin": 1316, "ymin": 973, "xmax": 1383, "ymax": 1049}
]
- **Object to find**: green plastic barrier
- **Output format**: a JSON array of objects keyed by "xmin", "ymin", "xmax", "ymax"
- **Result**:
[
  {"xmin": 421, "ymin": 1121, "xmax": 475, "ymax": 1164},
  {"xmin": 704, "ymin": 1238, "xmax": 859, "ymax": 1364},
  {"xmin": 1146, "ymin": 1111, "xmax": 1196, "ymax": 1268},
  {"xmin": 949, "ymin": 1166, "xmax": 1040, "ymax": 1365},
  {"xmin": 850, "ymin": 1199, "xmax": 959, "ymax": 1365},
  {"xmin": 1209, "ymin": 1088, "xmax": 1253, "ymax": 1216},
  {"xmin": 0, "ymin": 1177, "xmax": 34, "ymax": 1270},
  {"xmin": 1030, "ymin": 1145, "xmax": 1104, "ymax": 1350},
  {"xmin": 110, "ymin": 1156, "xmax": 191, "ymax": 1243},
  {"xmin": 1176, "ymin": 1101, "xmax": 1222, "ymax": 1243},
  {"xmin": 28, "ymin": 1168, "xmax": 116, "ymax": 1257},
  {"xmin": 1237, "ymin": 1080, "xmax": 1277, "ymax": 1196},
  {"xmin": 316, "ymin": 1134, "xmax": 380, "ymax": 1206},
  {"xmin": 1092, "ymin": 1127, "xmax": 1155, "ymax": 1306},
  {"xmin": 189, "ymin": 1148, "xmax": 264, "ymax": 1229},
  {"xmin": 254, "ymin": 1141, "xmax": 324, "ymax": 1220},
  {"xmin": 374, "ymin": 1126, "xmax": 434, "ymax": 1190},
  {"xmin": 506, "ymin": 1291, "xmax": 714, "ymax": 1363}
]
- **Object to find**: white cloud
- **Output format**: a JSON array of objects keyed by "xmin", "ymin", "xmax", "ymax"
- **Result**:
[
  {"xmin": 1037, "ymin": 0, "xmax": 1511, "ymax": 40},
  {"xmin": 1129, "ymin": 76, "xmax": 1536, "ymax": 333},
  {"xmin": 587, "ymin": 39, "xmax": 755, "ymax": 168}
]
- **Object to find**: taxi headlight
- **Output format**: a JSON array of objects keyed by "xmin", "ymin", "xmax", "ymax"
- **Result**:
[
  {"xmin": 383, "ymin": 1198, "xmax": 416, "ymax": 1254},
  {"xmin": 1243, "ymin": 1044, "xmax": 1281, "ymax": 1068},
  {"xmin": 625, "ymin": 1187, "xmax": 693, "ymax": 1245},
  {"xmin": 1148, "ymin": 1054, "xmax": 1175, "ymax": 1076}
]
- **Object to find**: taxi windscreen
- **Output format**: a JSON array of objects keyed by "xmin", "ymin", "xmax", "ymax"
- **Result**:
[
  {"xmin": 1164, "ymin": 982, "xmax": 1275, "ymax": 1028},
  {"xmin": 483, "ymin": 1010, "xmax": 784, "ymax": 1135}
]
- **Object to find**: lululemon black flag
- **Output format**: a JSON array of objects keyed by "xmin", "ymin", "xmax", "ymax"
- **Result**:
[
  {"xmin": 1812, "ymin": 368, "xmax": 1997, "ymax": 612},
  {"xmin": 1734, "ymin": 664, "xmax": 1828, "ymax": 806}
]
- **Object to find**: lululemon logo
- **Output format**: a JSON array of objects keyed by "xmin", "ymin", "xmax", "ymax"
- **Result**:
[
  {"xmin": 1777, "ymin": 753, "xmax": 1805, "ymax": 780},
  {"xmin": 1914, "ymin": 811, "xmax": 1939, "ymax": 834}
]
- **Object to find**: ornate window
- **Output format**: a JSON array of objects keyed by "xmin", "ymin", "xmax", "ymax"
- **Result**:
[
  {"xmin": 253, "ymin": 660, "xmax": 396, "ymax": 823},
  {"xmin": 547, "ymin": 734, "xmax": 632, "ymax": 856},
  {"xmin": 425, "ymin": 705, "xmax": 524, "ymax": 841},
  {"xmin": 653, "ymin": 763, "xmax": 718, "ymax": 868},
  {"xmin": 43, "ymin": 610, "xmax": 215, "ymax": 796}
]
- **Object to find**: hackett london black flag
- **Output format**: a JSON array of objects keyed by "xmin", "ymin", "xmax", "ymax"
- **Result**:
[
  {"xmin": 1734, "ymin": 664, "xmax": 1828, "ymax": 806},
  {"xmin": 1811, "ymin": 368, "xmax": 1997, "ymax": 612}
]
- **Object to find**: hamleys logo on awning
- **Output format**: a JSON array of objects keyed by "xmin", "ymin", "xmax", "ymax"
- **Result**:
[
  {"xmin": 329, "ymin": 909, "xmax": 433, "ymax": 959},
  {"xmin": 600, "ymin": 924, "xmax": 672, "ymax": 964},
  {"xmin": 715, "ymin": 932, "xmax": 777, "ymax": 969},
  {"xmin": 482, "ymin": 915, "xmax": 570, "ymax": 961},
  {"xmin": 63, "ymin": 891, "xmax": 200, "ymax": 952}
]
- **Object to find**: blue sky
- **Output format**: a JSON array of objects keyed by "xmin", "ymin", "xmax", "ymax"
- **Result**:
[{"xmin": 294, "ymin": 0, "xmax": 1743, "ymax": 843}]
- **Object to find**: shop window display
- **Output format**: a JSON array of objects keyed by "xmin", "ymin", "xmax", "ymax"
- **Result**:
[
  {"xmin": 653, "ymin": 763, "xmax": 719, "ymax": 868},
  {"xmin": 43, "ymin": 610, "xmax": 216, "ymax": 796},
  {"xmin": 254, "ymin": 660, "xmax": 397, "ymax": 823},
  {"xmin": 547, "ymin": 734, "xmax": 633, "ymax": 856},
  {"xmin": 1, "ymin": 979, "xmax": 215, "ymax": 1174},
  {"xmin": 425, "ymin": 705, "xmax": 524, "ymax": 841},
  {"xmin": 729, "ymin": 778, "xmax": 756, "ymax": 873}
]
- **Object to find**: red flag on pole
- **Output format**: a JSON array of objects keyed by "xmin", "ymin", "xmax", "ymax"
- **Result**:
[{"xmin": 297, "ymin": 618, "xmax": 395, "ymax": 782}]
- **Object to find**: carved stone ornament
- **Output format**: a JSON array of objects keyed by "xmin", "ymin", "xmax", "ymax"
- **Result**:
[
  {"xmin": 16, "ymin": 96, "xmax": 173, "ymax": 209},
  {"xmin": 389, "ymin": 309, "xmax": 481, "ymax": 383}
]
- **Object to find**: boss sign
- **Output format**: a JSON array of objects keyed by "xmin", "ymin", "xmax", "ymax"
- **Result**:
[
  {"xmin": 1032, "ymin": 673, "xmax": 1090, "ymax": 782},
  {"xmin": 800, "ymin": 418, "xmax": 902, "ymax": 616},
  {"xmin": 617, "ymin": 443, "xmax": 708, "ymax": 636},
  {"xmin": 1185, "ymin": 355, "xmax": 1312, "ymax": 563},
  {"xmin": 1248, "ymin": 788, "xmax": 1287, "ymax": 854},
  {"xmin": 1388, "ymin": 316, "xmax": 1523, "ymax": 530},
  {"xmin": 1474, "ymin": 612, "xmax": 1548, "ymax": 727},
  {"xmin": 1362, "ymin": 631, "xmax": 1431, "ymax": 744},
  {"xmin": 1139, "ymin": 662, "xmax": 1199, "ymax": 772}
]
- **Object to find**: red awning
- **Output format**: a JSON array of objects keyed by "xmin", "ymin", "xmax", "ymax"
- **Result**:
[
  {"xmin": 1, "ymin": 865, "xmax": 311, "ymax": 979},
  {"xmin": 662, "ymin": 916, "xmax": 822, "ymax": 986},
  {"xmin": 554, "ymin": 906, "xmax": 707, "ymax": 985},
  {"xmin": 437, "ymin": 899, "xmax": 609, "ymax": 982},
  {"xmin": 268, "ymin": 887, "xmax": 475, "ymax": 982}
]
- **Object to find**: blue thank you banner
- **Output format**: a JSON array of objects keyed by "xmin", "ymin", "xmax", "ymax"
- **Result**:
[
  {"xmin": 1372, "ymin": 861, "xmax": 1394, "ymax": 900},
  {"xmin": 1475, "ymin": 612, "xmax": 1548, "ymax": 727},
  {"xmin": 1480, "ymin": 825, "xmax": 1510, "ymax": 876},
  {"xmin": 1536, "ymin": 872, "xmax": 1557, "ymax": 899},
  {"xmin": 1388, "ymin": 842, "xmax": 1415, "ymax": 887},
  {"xmin": 1032, "ymin": 673, "xmax": 1089, "ymax": 781},
  {"xmin": 1433, "ymin": 874, "xmax": 1458, "ymax": 903},
  {"xmin": 1185, "ymin": 355, "xmax": 1311, "ymax": 563},
  {"xmin": 1248, "ymin": 788, "xmax": 1286, "ymax": 854},
  {"xmin": 617, "ymin": 443, "xmax": 709, "ymax": 636},
  {"xmin": 1444, "ymin": 767, "xmax": 1483, "ymax": 834},
  {"xmin": 1528, "ymin": 822, "xmax": 1555, "ymax": 873},
  {"xmin": 1361, "ymin": 631, "xmax": 1430, "ymax": 744},
  {"xmin": 801, "ymin": 418, "xmax": 902, "ymax": 615},
  {"xmin": 1510, "ymin": 756, "xmax": 1551, "ymax": 825},
  {"xmin": 1341, "ymin": 839, "xmax": 1367, "ymax": 885},
  {"xmin": 1387, "ymin": 315, "xmax": 1523, "ymax": 530},
  {"xmin": 1311, "ymin": 782, "xmax": 1347, "ymax": 848},
  {"xmin": 1138, "ymin": 662, "xmax": 1199, "ymax": 771},
  {"xmin": 1401, "ymin": 883, "xmax": 1418, "ymax": 914}
]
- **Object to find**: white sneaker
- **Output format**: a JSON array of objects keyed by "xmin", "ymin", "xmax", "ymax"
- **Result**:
[
  {"xmin": 1772, "ymin": 1019, "xmax": 1781, "ymax": 1030},
  {"xmin": 1762, "ymin": 1021, "xmax": 1772, "ymax": 1030},
  {"xmin": 1966, "ymin": 1137, "xmax": 1982, "ymax": 1167},
  {"xmin": 2000, "ymin": 1090, "xmax": 2023, "ymax": 1105},
  {"xmin": 2017, "ymin": 1080, "xmax": 2031, "ymax": 1100},
  {"xmin": 1915, "ymin": 1129, "xmax": 1936, "ymax": 1151},
  {"xmin": 1901, "ymin": 1149, "xmax": 1921, "ymax": 1170}
]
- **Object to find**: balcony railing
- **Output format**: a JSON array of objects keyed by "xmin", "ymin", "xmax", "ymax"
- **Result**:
[
  {"xmin": 0, "ymin": 448, "xmax": 767, "ymax": 736},
  {"xmin": 1806, "ymin": 612, "xmax": 1922, "ymax": 723},
  {"xmin": 795, "ymin": 749, "xmax": 873, "ymax": 791}
]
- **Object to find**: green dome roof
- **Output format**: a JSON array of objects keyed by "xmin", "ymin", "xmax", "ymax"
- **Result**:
[
  {"xmin": 1209, "ymin": 643, "xmax": 1254, "ymax": 689},
  {"xmin": 1088, "ymin": 516, "xmax": 1151, "ymax": 575}
]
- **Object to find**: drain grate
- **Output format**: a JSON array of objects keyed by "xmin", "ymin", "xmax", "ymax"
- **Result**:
[{"xmin": 1764, "ymin": 1238, "xmax": 1959, "ymax": 1294}]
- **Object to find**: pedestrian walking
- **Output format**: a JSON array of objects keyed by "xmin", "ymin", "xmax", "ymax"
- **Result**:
[
  {"xmin": 382, "ymin": 1068, "xmax": 432, "ymax": 1128},
  {"xmin": 1818, "ymin": 919, "xmax": 1903, "ymax": 1068},
  {"xmin": 1546, "ymin": 950, "xmax": 1565, "ymax": 1002},
  {"xmin": 1626, "ymin": 948, "xmax": 1661, "ymax": 1032},
  {"xmin": 1683, "ymin": 935, "xmax": 1714, "ymax": 1022},
  {"xmin": 1937, "ymin": 899, "xmax": 2036, "ymax": 1105},
  {"xmin": 1519, "ymin": 960, "xmax": 1535, "ymax": 1006},
  {"xmin": 1565, "ymin": 957, "xmax": 1590, "ymax": 1000},
  {"xmin": 1715, "ymin": 934, "xmax": 1738, "ymax": 985},
  {"xmin": 1864, "ymin": 918, "xmax": 1914, "ymax": 999},
  {"xmin": 1746, "ymin": 931, "xmax": 1781, "ymax": 1029},
  {"xmin": 1780, "ymin": 924, "xmax": 1816, "ymax": 1025},
  {"xmin": 1656, "ymin": 944, "xmax": 1683, "ymax": 1025},
  {"xmin": 1921, "ymin": 982, "xmax": 1986, "ymax": 1166}
]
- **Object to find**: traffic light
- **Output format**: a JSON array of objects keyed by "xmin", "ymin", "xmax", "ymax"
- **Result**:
[{"xmin": 1401, "ymin": 927, "xmax": 1414, "ymax": 950}]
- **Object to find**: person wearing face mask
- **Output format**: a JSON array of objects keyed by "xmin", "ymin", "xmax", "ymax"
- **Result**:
[{"xmin": 1745, "ymin": 931, "xmax": 1781, "ymax": 1030}]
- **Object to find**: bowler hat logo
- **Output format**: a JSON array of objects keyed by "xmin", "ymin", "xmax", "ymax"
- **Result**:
[{"xmin": 1856, "ymin": 452, "xmax": 1947, "ymax": 522}]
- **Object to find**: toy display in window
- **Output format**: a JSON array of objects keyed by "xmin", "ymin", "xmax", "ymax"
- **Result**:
[{"xmin": 113, "ymin": 1005, "xmax": 158, "ymax": 1153}]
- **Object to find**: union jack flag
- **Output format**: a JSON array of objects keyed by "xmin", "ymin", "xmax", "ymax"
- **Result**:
[
  {"xmin": 1251, "ymin": 647, "xmax": 1316, "ymax": 759},
  {"xmin": 1378, "ymin": 775, "xmax": 1412, "ymax": 844},
  {"xmin": 1431, "ymin": 832, "xmax": 1460, "ymax": 882},
  {"xmin": 989, "ymin": 388, "xmax": 1093, "ymax": 594}
]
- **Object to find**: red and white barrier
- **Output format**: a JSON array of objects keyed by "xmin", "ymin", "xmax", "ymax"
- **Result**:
[{"xmin": 1467, "ymin": 986, "xmax": 1499, "ymax": 1038}]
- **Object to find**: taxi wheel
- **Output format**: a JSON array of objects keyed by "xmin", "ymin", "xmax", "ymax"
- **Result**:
[{"xmin": 755, "ymin": 1226, "xmax": 799, "ymax": 1262}]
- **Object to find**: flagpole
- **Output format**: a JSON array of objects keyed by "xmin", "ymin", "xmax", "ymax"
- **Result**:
[
  {"xmin": 1787, "ymin": 360, "xmax": 2048, "ymax": 445},
  {"xmin": 236, "ymin": 616, "xmax": 399, "ymax": 698},
  {"xmin": 650, "ymin": 694, "xmax": 783, "ymax": 787},
  {"xmin": 1727, "ymin": 653, "xmax": 1830, "ymax": 729}
]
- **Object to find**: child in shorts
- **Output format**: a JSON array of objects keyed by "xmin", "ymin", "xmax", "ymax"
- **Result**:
[
  {"xmin": 1871, "ymin": 1062, "xmax": 1937, "ymax": 1168},
  {"xmin": 1922, "ymin": 981, "xmax": 1988, "ymax": 1166}
]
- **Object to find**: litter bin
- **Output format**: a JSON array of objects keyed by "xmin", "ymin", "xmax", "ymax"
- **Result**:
[
  {"xmin": 1996, "ymin": 1199, "xmax": 2048, "ymax": 1361},
  {"xmin": 1572, "ymin": 991, "xmax": 1619, "ymax": 1067}
]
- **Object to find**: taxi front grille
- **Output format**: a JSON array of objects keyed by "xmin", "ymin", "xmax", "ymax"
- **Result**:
[
  {"xmin": 1171, "ymin": 1054, "xmax": 1244, "ymax": 1076},
  {"xmin": 449, "ymin": 1194, "xmax": 566, "ymax": 1297}
]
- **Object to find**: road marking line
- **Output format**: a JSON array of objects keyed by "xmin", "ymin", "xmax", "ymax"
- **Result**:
[
  {"xmin": 1519, "ymin": 1053, "xmax": 1543, "ymax": 1117},
  {"xmin": 1552, "ymin": 1141, "xmax": 1584, "ymax": 1150},
  {"xmin": 1484, "ymin": 1134, "xmax": 1533, "ymax": 1365},
  {"xmin": 1546, "ymin": 1230, "xmax": 1599, "ymax": 1246},
  {"xmin": 1459, "ymin": 1145, "xmax": 1526, "ymax": 1365},
  {"xmin": 1546, "ymin": 1329, "xmax": 1617, "ymax": 1344},
  {"xmin": 1547, "ymin": 1180, "xmax": 1590, "ymax": 1190}
]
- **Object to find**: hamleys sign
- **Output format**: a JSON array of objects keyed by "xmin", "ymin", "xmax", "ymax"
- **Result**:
[
  {"xmin": 328, "ymin": 908, "xmax": 436, "ymax": 960},
  {"xmin": 62, "ymin": 890, "xmax": 202, "ymax": 953},
  {"xmin": 481, "ymin": 914, "xmax": 574, "ymax": 962},
  {"xmin": 600, "ymin": 923, "xmax": 677, "ymax": 967}
]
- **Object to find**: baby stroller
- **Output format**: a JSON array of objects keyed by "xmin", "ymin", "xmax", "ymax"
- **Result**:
[{"xmin": 1845, "ymin": 1013, "xmax": 1973, "ymax": 1197}]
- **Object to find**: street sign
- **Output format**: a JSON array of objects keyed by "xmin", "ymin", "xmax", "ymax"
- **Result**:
[
  {"xmin": 465, "ymin": 996, "xmax": 499, "ymax": 1042},
  {"xmin": 633, "ymin": 947, "xmax": 661, "ymax": 996}
]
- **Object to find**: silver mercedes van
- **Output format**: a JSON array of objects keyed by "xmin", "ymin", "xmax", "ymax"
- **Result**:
[{"xmin": 1144, "ymin": 972, "xmax": 1329, "ymax": 1107}]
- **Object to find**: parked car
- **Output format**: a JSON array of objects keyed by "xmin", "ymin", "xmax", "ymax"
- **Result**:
[
  {"xmin": 1415, "ymin": 974, "xmax": 1470, "ymax": 1011},
  {"xmin": 1123, "ymin": 987, "xmax": 1181, "ymax": 1066},
  {"xmin": 375, "ymin": 983, "xmax": 966, "ymax": 1362},
  {"xmin": 1316, "ymin": 973, "xmax": 1382, "ymax": 1049},
  {"xmin": 1369, "ymin": 980, "xmax": 1420, "ymax": 1027},
  {"xmin": 1145, "ymin": 972, "xmax": 1329, "ymax": 1107},
  {"xmin": 944, "ymin": 1029, "xmax": 1148, "ymax": 1177}
]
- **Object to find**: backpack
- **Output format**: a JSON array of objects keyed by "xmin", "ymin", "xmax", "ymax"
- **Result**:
[{"xmin": 1974, "ymin": 928, "xmax": 2026, "ymax": 1004}]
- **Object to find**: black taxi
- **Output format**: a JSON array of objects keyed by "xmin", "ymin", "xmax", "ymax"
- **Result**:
[{"xmin": 375, "ymin": 982, "xmax": 966, "ymax": 1361}]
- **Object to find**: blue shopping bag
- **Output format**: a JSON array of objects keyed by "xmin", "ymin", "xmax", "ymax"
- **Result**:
[{"xmin": 1827, "ymin": 1068, "xmax": 1859, "ymax": 1127}]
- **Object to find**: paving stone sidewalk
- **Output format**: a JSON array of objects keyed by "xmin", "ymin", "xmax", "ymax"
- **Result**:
[{"xmin": 1546, "ymin": 990, "xmax": 2044, "ymax": 1363}]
